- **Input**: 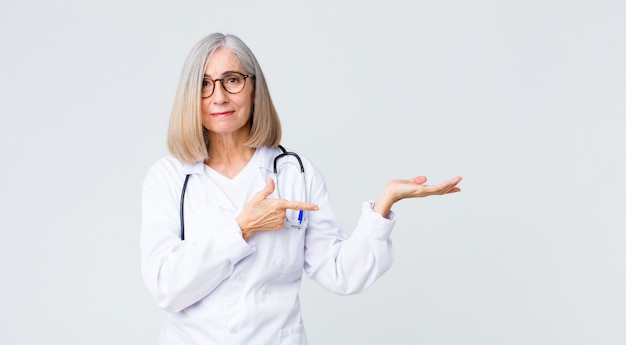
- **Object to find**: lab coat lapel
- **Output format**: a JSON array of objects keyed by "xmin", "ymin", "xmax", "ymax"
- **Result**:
[
  {"xmin": 182, "ymin": 160, "xmax": 238, "ymax": 213},
  {"xmin": 258, "ymin": 147, "xmax": 280, "ymax": 199}
]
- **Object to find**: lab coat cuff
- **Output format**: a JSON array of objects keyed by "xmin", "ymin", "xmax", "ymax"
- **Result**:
[
  {"xmin": 212, "ymin": 219, "xmax": 256, "ymax": 264},
  {"xmin": 360, "ymin": 201, "xmax": 396, "ymax": 240}
]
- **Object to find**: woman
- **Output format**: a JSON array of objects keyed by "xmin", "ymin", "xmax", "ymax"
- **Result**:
[{"xmin": 141, "ymin": 33, "xmax": 462, "ymax": 345}]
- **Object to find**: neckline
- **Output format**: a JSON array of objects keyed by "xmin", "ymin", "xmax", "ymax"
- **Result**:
[{"xmin": 205, "ymin": 148, "xmax": 260, "ymax": 182}]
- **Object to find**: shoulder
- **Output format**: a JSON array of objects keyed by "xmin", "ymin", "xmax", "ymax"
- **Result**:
[
  {"xmin": 270, "ymin": 145, "xmax": 324, "ymax": 179},
  {"xmin": 143, "ymin": 155, "xmax": 203, "ymax": 188},
  {"xmin": 279, "ymin": 145, "xmax": 316, "ymax": 166},
  {"xmin": 145, "ymin": 155, "xmax": 182, "ymax": 178}
]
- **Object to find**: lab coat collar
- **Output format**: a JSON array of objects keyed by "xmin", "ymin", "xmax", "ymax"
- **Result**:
[
  {"xmin": 180, "ymin": 160, "xmax": 205, "ymax": 176},
  {"xmin": 175, "ymin": 147, "xmax": 280, "ymax": 189}
]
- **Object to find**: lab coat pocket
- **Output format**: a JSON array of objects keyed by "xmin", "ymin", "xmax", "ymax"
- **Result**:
[
  {"xmin": 278, "ymin": 323, "xmax": 307, "ymax": 345},
  {"xmin": 273, "ymin": 228, "xmax": 306, "ymax": 275}
]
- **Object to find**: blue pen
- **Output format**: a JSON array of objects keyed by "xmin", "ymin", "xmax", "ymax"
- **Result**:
[{"xmin": 297, "ymin": 210, "xmax": 303, "ymax": 227}]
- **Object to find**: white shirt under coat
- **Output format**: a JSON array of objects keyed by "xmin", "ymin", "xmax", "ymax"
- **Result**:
[{"xmin": 141, "ymin": 146, "xmax": 396, "ymax": 345}]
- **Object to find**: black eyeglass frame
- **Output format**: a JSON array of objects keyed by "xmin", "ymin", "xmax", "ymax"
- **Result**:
[{"xmin": 201, "ymin": 71, "xmax": 255, "ymax": 99}]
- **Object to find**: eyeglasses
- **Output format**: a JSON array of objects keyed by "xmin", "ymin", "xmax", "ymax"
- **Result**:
[{"xmin": 201, "ymin": 71, "xmax": 254, "ymax": 98}]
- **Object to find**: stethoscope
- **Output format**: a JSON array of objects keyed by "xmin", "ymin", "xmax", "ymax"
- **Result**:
[{"xmin": 179, "ymin": 145, "xmax": 307, "ymax": 240}]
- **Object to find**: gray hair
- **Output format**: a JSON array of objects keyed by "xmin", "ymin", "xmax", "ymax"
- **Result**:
[{"xmin": 167, "ymin": 33, "xmax": 281, "ymax": 163}]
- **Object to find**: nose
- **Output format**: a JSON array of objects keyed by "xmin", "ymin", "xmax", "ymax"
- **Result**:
[{"xmin": 211, "ymin": 80, "xmax": 229, "ymax": 103}]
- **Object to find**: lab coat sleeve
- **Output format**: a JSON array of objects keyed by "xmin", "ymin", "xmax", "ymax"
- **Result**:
[
  {"xmin": 140, "ymin": 160, "xmax": 255, "ymax": 313},
  {"xmin": 303, "ymin": 168, "xmax": 396, "ymax": 295}
]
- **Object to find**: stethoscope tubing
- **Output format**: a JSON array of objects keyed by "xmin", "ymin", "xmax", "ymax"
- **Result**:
[{"xmin": 179, "ymin": 145, "xmax": 305, "ymax": 240}]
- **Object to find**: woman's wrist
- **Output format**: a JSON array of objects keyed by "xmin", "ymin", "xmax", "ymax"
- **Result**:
[
  {"xmin": 373, "ymin": 187, "xmax": 395, "ymax": 218},
  {"xmin": 236, "ymin": 216, "xmax": 253, "ymax": 240},
  {"xmin": 241, "ymin": 228, "xmax": 253, "ymax": 240}
]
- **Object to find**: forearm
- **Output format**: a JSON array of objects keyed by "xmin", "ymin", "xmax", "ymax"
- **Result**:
[
  {"xmin": 141, "ymin": 217, "xmax": 255, "ymax": 312},
  {"xmin": 305, "ymin": 201, "xmax": 396, "ymax": 295},
  {"xmin": 141, "ymin": 232, "xmax": 254, "ymax": 312}
]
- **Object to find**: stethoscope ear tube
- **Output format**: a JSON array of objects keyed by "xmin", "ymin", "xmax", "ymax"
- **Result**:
[
  {"xmin": 273, "ymin": 145, "xmax": 304, "ymax": 175},
  {"xmin": 180, "ymin": 174, "xmax": 191, "ymax": 240}
]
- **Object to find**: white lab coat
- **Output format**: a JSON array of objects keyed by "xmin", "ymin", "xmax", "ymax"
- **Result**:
[{"xmin": 141, "ymin": 146, "xmax": 396, "ymax": 345}]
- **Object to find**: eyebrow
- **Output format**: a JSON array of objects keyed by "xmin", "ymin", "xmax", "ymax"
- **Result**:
[{"xmin": 203, "ymin": 70, "xmax": 241, "ymax": 78}]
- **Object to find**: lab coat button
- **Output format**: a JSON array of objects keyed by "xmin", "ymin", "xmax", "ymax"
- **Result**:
[{"xmin": 229, "ymin": 326, "xmax": 240, "ymax": 335}]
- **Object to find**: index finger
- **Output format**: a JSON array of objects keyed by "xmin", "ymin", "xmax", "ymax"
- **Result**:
[
  {"xmin": 431, "ymin": 177, "xmax": 463, "ymax": 194},
  {"xmin": 436, "ymin": 176, "xmax": 463, "ymax": 189},
  {"xmin": 450, "ymin": 176, "xmax": 463, "ymax": 185},
  {"xmin": 277, "ymin": 200, "xmax": 319, "ymax": 211}
]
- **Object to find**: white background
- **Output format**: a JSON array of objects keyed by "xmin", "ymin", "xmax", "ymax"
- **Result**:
[{"xmin": 1, "ymin": 1, "xmax": 625, "ymax": 344}]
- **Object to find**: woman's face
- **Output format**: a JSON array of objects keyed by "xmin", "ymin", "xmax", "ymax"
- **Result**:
[{"xmin": 201, "ymin": 48, "xmax": 254, "ymax": 139}]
